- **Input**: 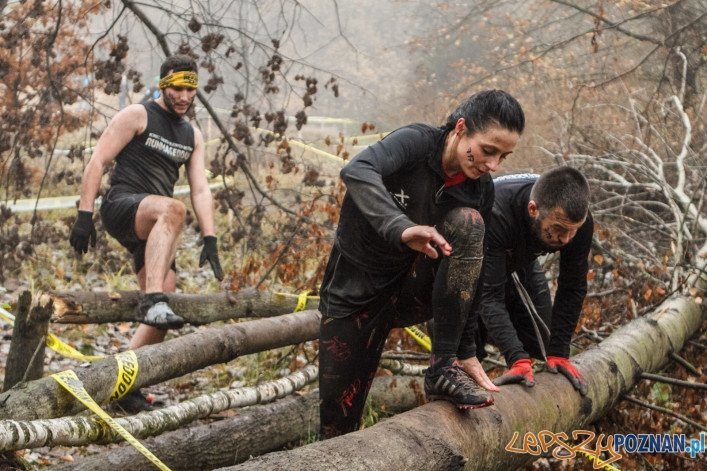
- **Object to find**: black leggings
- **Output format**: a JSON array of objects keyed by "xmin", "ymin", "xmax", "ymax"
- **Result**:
[{"xmin": 319, "ymin": 207, "xmax": 485, "ymax": 439}]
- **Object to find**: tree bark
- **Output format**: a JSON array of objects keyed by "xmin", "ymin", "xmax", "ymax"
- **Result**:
[
  {"xmin": 3, "ymin": 291, "xmax": 52, "ymax": 391},
  {"xmin": 0, "ymin": 310, "xmax": 321, "ymax": 421},
  {"xmin": 0, "ymin": 366, "xmax": 318, "ymax": 451},
  {"xmin": 50, "ymin": 376, "xmax": 424, "ymax": 471},
  {"xmin": 61, "ymin": 393, "xmax": 321, "ymax": 471},
  {"xmin": 49, "ymin": 288, "xmax": 305, "ymax": 324},
  {"xmin": 219, "ymin": 295, "xmax": 704, "ymax": 471}
]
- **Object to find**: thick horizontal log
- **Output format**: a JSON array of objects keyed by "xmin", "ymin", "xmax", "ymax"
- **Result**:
[
  {"xmin": 50, "ymin": 376, "xmax": 425, "ymax": 471},
  {"xmin": 221, "ymin": 295, "xmax": 705, "ymax": 471},
  {"xmin": 49, "ymin": 288, "xmax": 309, "ymax": 324},
  {"xmin": 0, "ymin": 310, "xmax": 321, "ymax": 421}
]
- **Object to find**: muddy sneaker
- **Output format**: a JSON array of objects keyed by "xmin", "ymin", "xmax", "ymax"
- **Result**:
[
  {"xmin": 114, "ymin": 390, "xmax": 156, "ymax": 413},
  {"xmin": 424, "ymin": 358, "xmax": 494, "ymax": 410},
  {"xmin": 137, "ymin": 292, "xmax": 184, "ymax": 329}
]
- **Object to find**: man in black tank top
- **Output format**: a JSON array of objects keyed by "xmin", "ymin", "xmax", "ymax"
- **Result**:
[{"xmin": 69, "ymin": 55, "xmax": 223, "ymax": 412}]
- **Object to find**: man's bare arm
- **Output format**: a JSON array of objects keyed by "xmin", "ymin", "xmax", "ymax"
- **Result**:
[
  {"xmin": 77, "ymin": 104, "xmax": 147, "ymax": 211},
  {"xmin": 186, "ymin": 127, "xmax": 216, "ymax": 237}
]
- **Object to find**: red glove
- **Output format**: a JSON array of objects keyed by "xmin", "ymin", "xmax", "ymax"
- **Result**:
[
  {"xmin": 493, "ymin": 359, "xmax": 534, "ymax": 387},
  {"xmin": 546, "ymin": 356, "xmax": 587, "ymax": 396}
]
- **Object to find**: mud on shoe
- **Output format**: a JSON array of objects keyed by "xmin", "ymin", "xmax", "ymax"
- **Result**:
[
  {"xmin": 424, "ymin": 359, "xmax": 494, "ymax": 410},
  {"xmin": 137, "ymin": 292, "xmax": 185, "ymax": 329}
]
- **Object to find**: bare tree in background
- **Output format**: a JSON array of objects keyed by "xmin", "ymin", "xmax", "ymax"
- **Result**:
[
  {"xmin": 0, "ymin": 0, "xmax": 345, "ymax": 285},
  {"xmin": 545, "ymin": 57, "xmax": 706, "ymax": 298},
  {"xmin": 404, "ymin": 1, "xmax": 704, "ymax": 128}
]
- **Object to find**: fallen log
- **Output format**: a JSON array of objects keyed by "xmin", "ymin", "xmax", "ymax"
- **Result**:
[
  {"xmin": 49, "ymin": 288, "xmax": 308, "ymax": 324},
  {"xmin": 61, "ymin": 392, "xmax": 321, "ymax": 471},
  {"xmin": 0, "ymin": 365, "xmax": 318, "ymax": 450},
  {"xmin": 219, "ymin": 295, "xmax": 704, "ymax": 471},
  {"xmin": 0, "ymin": 310, "xmax": 321, "ymax": 421},
  {"xmin": 51, "ymin": 376, "xmax": 425, "ymax": 471}
]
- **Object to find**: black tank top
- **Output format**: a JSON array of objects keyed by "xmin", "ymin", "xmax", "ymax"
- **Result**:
[{"xmin": 108, "ymin": 101, "xmax": 195, "ymax": 197}]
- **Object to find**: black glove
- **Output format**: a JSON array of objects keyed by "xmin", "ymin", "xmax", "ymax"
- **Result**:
[
  {"xmin": 199, "ymin": 236, "xmax": 224, "ymax": 281},
  {"xmin": 69, "ymin": 210, "xmax": 97, "ymax": 255}
]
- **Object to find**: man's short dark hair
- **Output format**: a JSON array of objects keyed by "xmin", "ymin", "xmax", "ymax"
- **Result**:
[
  {"xmin": 530, "ymin": 167, "xmax": 590, "ymax": 222},
  {"xmin": 445, "ymin": 89, "xmax": 525, "ymax": 136},
  {"xmin": 160, "ymin": 55, "xmax": 198, "ymax": 79}
]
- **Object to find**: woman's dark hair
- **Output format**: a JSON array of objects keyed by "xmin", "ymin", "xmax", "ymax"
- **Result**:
[
  {"xmin": 530, "ymin": 166, "xmax": 590, "ymax": 222},
  {"xmin": 160, "ymin": 54, "xmax": 198, "ymax": 79},
  {"xmin": 445, "ymin": 89, "xmax": 525, "ymax": 136}
]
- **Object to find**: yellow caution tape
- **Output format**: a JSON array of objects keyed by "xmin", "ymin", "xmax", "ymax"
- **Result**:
[
  {"xmin": 0, "ymin": 305, "xmax": 103, "ymax": 362},
  {"xmin": 7, "ymin": 180, "xmax": 223, "ymax": 214},
  {"xmin": 110, "ymin": 350, "xmax": 139, "ymax": 401},
  {"xmin": 343, "ymin": 132, "xmax": 390, "ymax": 144},
  {"xmin": 274, "ymin": 292, "xmax": 321, "ymax": 299},
  {"xmin": 254, "ymin": 127, "xmax": 346, "ymax": 163},
  {"xmin": 295, "ymin": 290, "xmax": 310, "ymax": 312},
  {"xmin": 578, "ymin": 450, "xmax": 622, "ymax": 471},
  {"xmin": 0, "ymin": 305, "xmax": 16, "ymax": 324},
  {"xmin": 404, "ymin": 325, "xmax": 432, "ymax": 352},
  {"xmin": 0, "ymin": 308, "xmax": 14, "ymax": 325},
  {"xmin": 46, "ymin": 333, "xmax": 103, "ymax": 362},
  {"xmin": 51, "ymin": 370, "xmax": 172, "ymax": 471},
  {"xmin": 274, "ymin": 291, "xmax": 321, "ymax": 312}
]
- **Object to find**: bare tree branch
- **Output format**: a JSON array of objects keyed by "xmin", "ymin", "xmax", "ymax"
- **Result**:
[
  {"xmin": 550, "ymin": 0, "xmax": 669, "ymax": 44},
  {"xmin": 623, "ymin": 395, "xmax": 706, "ymax": 432}
]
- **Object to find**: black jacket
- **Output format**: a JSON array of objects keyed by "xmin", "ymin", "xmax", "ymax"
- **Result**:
[
  {"xmin": 479, "ymin": 174, "xmax": 593, "ymax": 362},
  {"xmin": 322, "ymin": 123, "xmax": 494, "ymax": 317}
]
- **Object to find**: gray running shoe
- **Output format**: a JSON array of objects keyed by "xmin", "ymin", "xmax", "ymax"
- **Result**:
[
  {"xmin": 137, "ymin": 293, "xmax": 185, "ymax": 329},
  {"xmin": 424, "ymin": 359, "xmax": 494, "ymax": 410}
]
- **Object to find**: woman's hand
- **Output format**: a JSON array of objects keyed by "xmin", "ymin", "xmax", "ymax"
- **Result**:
[{"xmin": 401, "ymin": 225, "xmax": 452, "ymax": 259}]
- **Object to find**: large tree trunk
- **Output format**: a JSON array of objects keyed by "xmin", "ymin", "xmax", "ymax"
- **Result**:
[
  {"xmin": 49, "ymin": 288, "xmax": 303, "ymax": 324},
  {"xmin": 0, "ymin": 310, "xmax": 321, "ymax": 421},
  {"xmin": 49, "ymin": 376, "xmax": 425, "ymax": 471},
  {"xmin": 220, "ymin": 295, "xmax": 704, "ymax": 471}
]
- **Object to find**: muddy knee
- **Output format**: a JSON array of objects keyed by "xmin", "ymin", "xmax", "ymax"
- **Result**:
[
  {"xmin": 439, "ymin": 207, "xmax": 485, "ymax": 295},
  {"xmin": 441, "ymin": 207, "xmax": 485, "ymax": 254}
]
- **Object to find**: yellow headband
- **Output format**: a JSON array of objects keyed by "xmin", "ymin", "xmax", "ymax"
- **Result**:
[{"xmin": 159, "ymin": 70, "xmax": 198, "ymax": 90}]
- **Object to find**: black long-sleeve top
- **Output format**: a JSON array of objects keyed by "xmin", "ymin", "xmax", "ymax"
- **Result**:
[
  {"xmin": 322, "ymin": 123, "xmax": 495, "ymax": 358},
  {"xmin": 335, "ymin": 123, "xmax": 494, "ymax": 275},
  {"xmin": 479, "ymin": 174, "xmax": 593, "ymax": 365}
]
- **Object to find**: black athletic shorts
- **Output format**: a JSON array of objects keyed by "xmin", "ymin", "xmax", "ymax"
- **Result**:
[{"xmin": 100, "ymin": 187, "xmax": 176, "ymax": 273}]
